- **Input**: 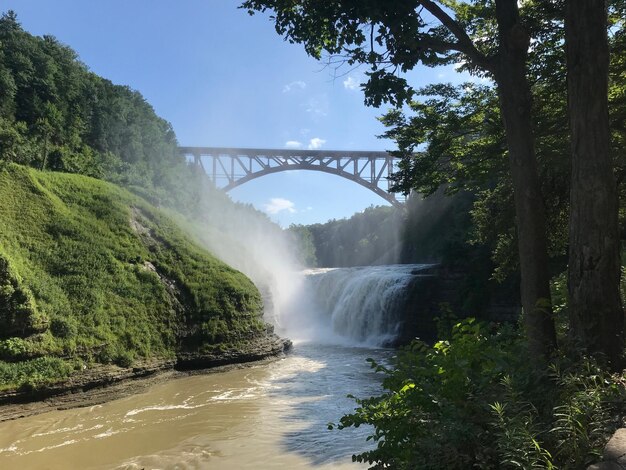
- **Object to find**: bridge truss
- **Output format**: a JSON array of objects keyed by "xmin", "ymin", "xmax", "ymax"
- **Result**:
[{"xmin": 178, "ymin": 147, "xmax": 404, "ymax": 207}]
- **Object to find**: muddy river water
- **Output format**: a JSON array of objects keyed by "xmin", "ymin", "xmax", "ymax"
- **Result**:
[{"xmin": 0, "ymin": 343, "xmax": 390, "ymax": 469}]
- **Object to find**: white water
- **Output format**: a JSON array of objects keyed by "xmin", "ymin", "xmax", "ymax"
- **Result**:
[{"xmin": 278, "ymin": 264, "xmax": 432, "ymax": 347}]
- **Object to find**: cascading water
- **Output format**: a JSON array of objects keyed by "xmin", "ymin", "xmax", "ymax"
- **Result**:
[{"xmin": 278, "ymin": 264, "xmax": 433, "ymax": 347}]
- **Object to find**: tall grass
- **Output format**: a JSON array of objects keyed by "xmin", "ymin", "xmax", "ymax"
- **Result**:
[{"xmin": 0, "ymin": 164, "xmax": 265, "ymax": 390}]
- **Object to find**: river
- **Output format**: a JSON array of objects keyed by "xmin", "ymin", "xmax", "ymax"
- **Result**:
[{"xmin": 0, "ymin": 265, "xmax": 429, "ymax": 469}]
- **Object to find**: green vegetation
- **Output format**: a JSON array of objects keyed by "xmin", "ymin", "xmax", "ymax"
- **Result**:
[
  {"xmin": 244, "ymin": 0, "xmax": 626, "ymax": 361},
  {"xmin": 0, "ymin": 11, "xmax": 290, "ymax": 393},
  {"xmin": 0, "ymin": 11, "xmax": 200, "ymax": 209},
  {"xmin": 0, "ymin": 164, "xmax": 265, "ymax": 391},
  {"xmin": 246, "ymin": 0, "xmax": 626, "ymax": 468},
  {"xmin": 289, "ymin": 205, "xmax": 403, "ymax": 267},
  {"xmin": 289, "ymin": 191, "xmax": 478, "ymax": 269},
  {"xmin": 332, "ymin": 318, "xmax": 626, "ymax": 469}
]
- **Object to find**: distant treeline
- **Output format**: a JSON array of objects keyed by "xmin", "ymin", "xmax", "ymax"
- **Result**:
[
  {"xmin": 288, "ymin": 191, "xmax": 477, "ymax": 269},
  {"xmin": 0, "ymin": 11, "xmax": 199, "ymax": 208},
  {"xmin": 289, "ymin": 205, "xmax": 402, "ymax": 267}
]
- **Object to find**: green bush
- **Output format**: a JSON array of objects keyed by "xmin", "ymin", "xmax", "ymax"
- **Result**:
[
  {"xmin": 0, "ymin": 356, "xmax": 74, "ymax": 391},
  {"xmin": 50, "ymin": 316, "xmax": 77, "ymax": 339},
  {"xmin": 201, "ymin": 317, "xmax": 229, "ymax": 343},
  {"xmin": 0, "ymin": 337, "xmax": 30, "ymax": 360},
  {"xmin": 115, "ymin": 350, "xmax": 135, "ymax": 368},
  {"xmin": 332, "ymin": 319, "xmax": 626, "ymax": 470}
]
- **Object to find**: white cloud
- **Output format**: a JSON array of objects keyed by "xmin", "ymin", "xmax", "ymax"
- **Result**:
[
  {"xmin": 284, "ymin": 140, "xmax": 303, "ymax": 149},
  {"xmin": 282, "ymin": 80, "xmax": 306, "ymax": 93},
  {"xmin": 308, "ymin": 137, "xmax": 326, "ymax": 150},
  {"xmin": 263, "ymin": 198, "xmax": 297, "ymax": 215},
  {"xmin": 343, "ymin": 76, "xmax": 359, "ymax": 90}
]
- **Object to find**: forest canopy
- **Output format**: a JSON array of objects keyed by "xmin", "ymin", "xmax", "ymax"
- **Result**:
[{"xmin": 0, "ymin": 10, "xmax": 196, "ymax": 207}]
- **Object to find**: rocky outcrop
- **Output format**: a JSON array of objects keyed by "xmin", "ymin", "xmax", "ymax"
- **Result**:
[
  {"xmin": 393, "ymin": 273, "xmax": 440, "ymax": 345},
  {"xmin": 393, "ymin": 264, "xmax": 521, "ymax": 345},
  {"xmin": 176, "ymin": 333, "xmax": 292, "ymax": 370},
  {"xmin": 588, "ymin": 429, "xmax": 626, "ymax": 470}
]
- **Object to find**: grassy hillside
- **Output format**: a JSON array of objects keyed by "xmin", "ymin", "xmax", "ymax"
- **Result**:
[{"xmin": 0, "ymin": 164, "xmax": 266, "ymax": 391}]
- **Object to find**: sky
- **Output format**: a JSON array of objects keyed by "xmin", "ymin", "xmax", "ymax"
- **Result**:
[{"xmin": 1, "ymin": 0, "xmax": 473, "ymax": 226}]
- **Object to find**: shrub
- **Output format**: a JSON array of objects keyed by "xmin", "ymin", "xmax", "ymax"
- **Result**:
[
  {"xmin": 50, "ymin": 316, "xmax": 77, "ymax": 339},
  {"xmin": 0, "ymin": 337, "xmax": 30, "ymax": 360},
  {"xmin": 0, "ymin": 356, "xmax": 74, "ymax": 391},
  {"xmin": 331, "ymin": 319, "xmax": 626, "ymax": 470},
  {"xmin": 115, "ymin": 350, "xmax": 135, "ymax": 368}
]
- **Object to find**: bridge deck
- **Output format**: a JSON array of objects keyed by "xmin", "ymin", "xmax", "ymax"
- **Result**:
[{"xmin": 178, "ymin": 147, "xmax": 391, "ymax": 159}]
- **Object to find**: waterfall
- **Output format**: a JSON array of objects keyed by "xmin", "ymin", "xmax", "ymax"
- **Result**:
[{"xmin": 278, "ymin": 264, "xmax": 433, "ymax": 347}]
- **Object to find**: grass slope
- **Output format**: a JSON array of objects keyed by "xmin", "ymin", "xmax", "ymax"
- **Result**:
[{"xmin": 0, "ymin": 164, "xmax": 265, "ymax": 391}]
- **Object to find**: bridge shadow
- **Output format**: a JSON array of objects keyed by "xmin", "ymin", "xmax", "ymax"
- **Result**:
[{"xmin": 266, "ymin": 343, "xmax": 391, "ymax": 466}]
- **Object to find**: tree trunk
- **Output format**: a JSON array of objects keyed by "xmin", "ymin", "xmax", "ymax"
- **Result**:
[
  {"xmin": 565, "ymin": 0, "xmax": 624, "ymax": 369},
  {"xmin": 493, "ymin": 0, "xmax": 557, "ymax": 359}
]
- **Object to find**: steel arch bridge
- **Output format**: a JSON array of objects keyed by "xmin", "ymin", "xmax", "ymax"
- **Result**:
[{"xmin": 178, "ymin": 147, "xmax": 403, "ymax": 207}]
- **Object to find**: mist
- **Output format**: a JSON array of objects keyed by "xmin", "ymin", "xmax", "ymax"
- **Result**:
[
  {"xmin": 167, "ymin": 177, "xmax": 460, "ymax": 346},
  {"xmin": 170, "ymin": 182, "xmax": 306, "ymax": 334}
]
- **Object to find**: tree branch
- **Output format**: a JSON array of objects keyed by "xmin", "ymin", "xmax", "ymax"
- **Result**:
[{"xmin": 418, "ymin": 0, "xmax": 492, "ymax": 70}]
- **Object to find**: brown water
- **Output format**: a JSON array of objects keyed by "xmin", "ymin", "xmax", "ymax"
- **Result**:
[{"xmin": 0, "ymin": 343, "xmax": 388, "ymax": 470}]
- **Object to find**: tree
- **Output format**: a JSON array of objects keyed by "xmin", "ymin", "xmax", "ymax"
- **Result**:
[
  {"xmin": 287, "ymin": 224, "xmax": 318, "ymax": 267},
  {"xmin": 242, "ymin": 0, "xmax": 556, "ymax": 357},
  {"xmin": 565, "ymin": 0, "xmax": 624, "ymax": 368}
]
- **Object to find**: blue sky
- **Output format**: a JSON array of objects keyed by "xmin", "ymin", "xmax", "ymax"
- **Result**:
[{"xmin": 2, "ymin": 0, "xmax": 473, "ymax": 226}]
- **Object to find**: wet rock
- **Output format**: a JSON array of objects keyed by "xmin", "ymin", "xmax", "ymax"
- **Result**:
[
  {"xmin": 588, "ymin": 462, "xmax": 625, "ymax": 470},
  {"xmin": 176, "ymin": 334, "xmax": 292, "ymax": 370}
]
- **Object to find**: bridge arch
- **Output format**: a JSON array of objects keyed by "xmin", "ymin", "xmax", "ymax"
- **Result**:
[{"xmin": 178, "ymin": 147, "xmax": 403, "ymax": 207}]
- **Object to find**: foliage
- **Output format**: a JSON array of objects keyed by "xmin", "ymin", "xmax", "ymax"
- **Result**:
[
  {"xmin": 332, "ymin": 319, "xmax": 626, "ymax": 469},
  {"xmin": 0, "ymin": 164, "xmax": 266, "ymax": 389},
  {"xmin": 0, "ymin": 356, "xmax": 75, "ymax": 392},
  {"xmin": 0, "ymin": 11, "xmax": 295, "ymax": 392},
  {"xmin": 286, "ymin": 224, "xmax": 317, "ymax": 267},
  {"xmin": 0, "ymin": 252, "xmax": 47, "ymax": 338},
  {"xmin": 0, "ymin": 11, "xmax": 204, "ymax": 210},
  {"xmin": 293, "ymin": 205, "xmax": 403, "ymax": 267},
  {"xmin": 389, "ymin": 1, "xmax": 624, "ymax": 279},
  {"xmin": 242, "ymin": 0, "xmax": 625, "ymax": 282}
]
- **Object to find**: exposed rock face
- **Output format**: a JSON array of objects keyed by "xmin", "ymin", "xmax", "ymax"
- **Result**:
[
  {"xmin": 176, "ymin": 334, "xmax": 292, "ymax": 370},
  {"xmin": 392, "ymin": 273, "xmax": 440, "ymax": 345},
  {"xmin": 393, "ymin": 265, "xmax": 522, "ymax": 345},
  {"xmin": 587, "ymin": 428, "xmax": 626, "ymax": 470}
]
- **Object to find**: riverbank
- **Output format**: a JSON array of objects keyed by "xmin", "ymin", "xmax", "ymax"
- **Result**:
[{"xmin": 0, "ymin": 335, "xmax": 291, "ymax": 422}]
